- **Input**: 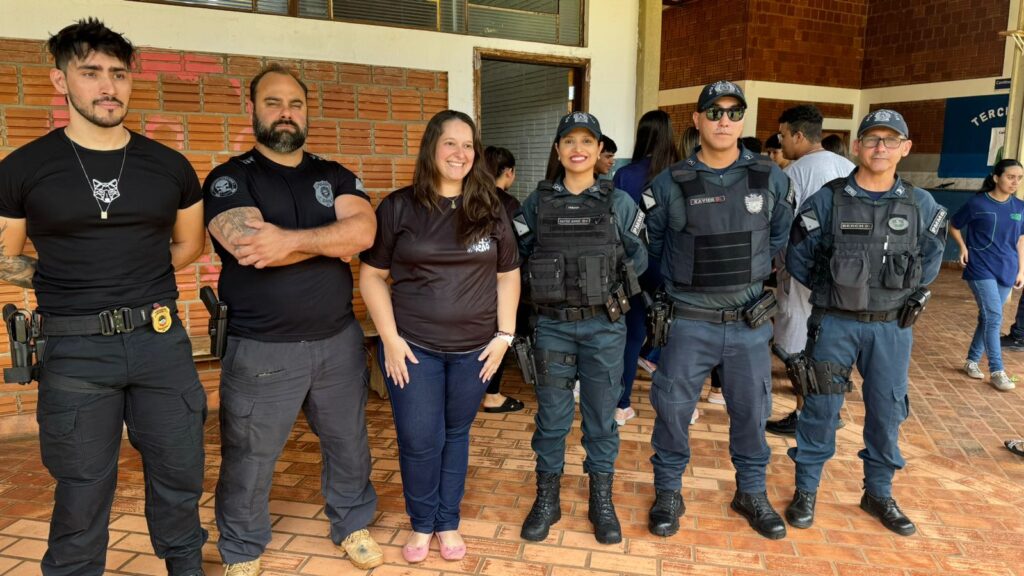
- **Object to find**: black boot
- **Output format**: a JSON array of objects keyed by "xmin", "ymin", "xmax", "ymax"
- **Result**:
[
  {"xmin": 521, "ymin": 472, "xmax": 561, "ymax": 541},
  {"xmin": 860, "ymin": 492, "xmax": 916, "ymax": 536},
  {"xmin": 648, "ymin": 489, "xmax": 685, "ymax": 536},
  {"xmin": 731, "ymin": 491, "xmax": 787, "ymax": 539},
  {"xmin": 765, "ymin": 411, "xmax": 798, "ymax": 435},
  {"xmin": 587, "ymin": 472, "xmax": 622, "ymax": 544},
  {"xmin": 784, "ymin": 489, "xmax": 816, "ymax": 529}
]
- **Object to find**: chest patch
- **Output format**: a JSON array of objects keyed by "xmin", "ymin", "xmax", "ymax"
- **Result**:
[
  {"xmin": 888, "ymin": 216, "xmax": 910, "ymax": 232},
  {"xmin": 314, "ymin": 180, "xmax": 334, "ymax": 207},
  {"xmin": 688, "ymin": 195, "xmax": 726, "ymax": 206},
  {"xmin": 744, "ymin": 193, "xmax": 764, "ymax": 214},
  {"xmin": 557, "ymin": 217, "xmax": 595, "ymax": 226},
  {"xmin": 840, "ymin": 221, "xmax": 873, "ymax": 234}
]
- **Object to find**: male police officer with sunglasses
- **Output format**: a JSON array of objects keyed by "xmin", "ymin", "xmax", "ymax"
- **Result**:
[
  {"xmin": 782, "ymin": 110, "xmax": 946, "ymax": 536},
  {"xmin": 643, "ymin": 81, "xmax": 794, "ymax": 539}
]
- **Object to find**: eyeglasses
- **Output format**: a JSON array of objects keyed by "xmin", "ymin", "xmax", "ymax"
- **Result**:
[
  {"xmin": 859, "ymin": 135, "xmax": 906, "ymax": 149},
  {"xmin": 704, "ymin": 106, "xmax": 746, "ymax": 122}
]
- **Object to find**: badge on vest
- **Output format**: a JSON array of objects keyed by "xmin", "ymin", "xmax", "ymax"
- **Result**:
[
  {"xmin": 557, "ymin": 217, "xmax": 594, "ymax": 225},
  {"xmin": 888, "ymin": 216, "xmax": 910, "ymax": 233},
  {"xmin": 840, "ymin": 221, "xmax": 873, "ymax": 234},
  {"xmin": 744, "ymin": 193, "xmax": 764, "ymax": 214},
  {"xmin": 688, "ymin": 195, "xmax": 725, "ymax": 206}
]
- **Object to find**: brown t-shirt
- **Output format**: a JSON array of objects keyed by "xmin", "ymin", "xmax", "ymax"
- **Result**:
[{"xmin": 361, "ymin": 187, "xmax": 520, "ymax": 351}]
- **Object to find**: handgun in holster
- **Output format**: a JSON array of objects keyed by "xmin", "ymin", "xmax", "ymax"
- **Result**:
[
  {"xmin": 512, "ymin": 335, "xmax": 537, "ymax": 385},
  {"xmin": 3, "ymin": 304, "xmax": 42, "ymax": 384},
  {"xmin": 772, "ymin": 343, "xmax": 818, "ymax": 397},
  {"xmin": 200, "ymin": 286, "xmax": 229, "ymax": 359},
  {"xmin": 743, "ymin": 290, "xmax": 777, "ymax": 329},
  {"xmin": 898, "ymin": 287, "xmax": 930, "ymax": 328},
  {"xmin": 645, "ymin": 291, "xmax": 672, "ymax": 347}
]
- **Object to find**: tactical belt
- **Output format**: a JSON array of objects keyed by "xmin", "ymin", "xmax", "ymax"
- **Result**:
[
  {"xmin": 43, "ymin": 304, "xmax": 172, "ymax": 336},
  {"xmin": 535, "ymin": 304, "xmax": 603, "ymax": 322},
  {"xmin": 672, "ymin": 304, "xmax": 744, "ymax": 324},
  {"xmin": 817, "ymin": 307, "xmax": 900, "ymax": 323}
]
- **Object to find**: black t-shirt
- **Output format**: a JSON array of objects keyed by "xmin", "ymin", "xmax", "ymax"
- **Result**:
[
  {"xmin": 361, "ymin": 187, "xmax": 520, "ymax": 352},
  {"xmin": 203, "ymin": 148, "xmax": 370, "ymax": 342},
  {"xmin": 0, "ymin": 129, "xmax": 201, "ymax": 315},
  {"xmin": 496, "ymin": 187, "xmax": 521, "ymax": 221}
]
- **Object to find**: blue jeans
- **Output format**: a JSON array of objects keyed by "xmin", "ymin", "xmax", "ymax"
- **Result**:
[
  {"xmin": 379, "ymin": 340, "xmax": 490, "ymax": 533},
  {"xmin": 966, "ymin": 279, "xmax": 1012, "ymax": 372},
  {"xmin": 618, "ymin": 294, "xmax": 647, "ymax": 409}
]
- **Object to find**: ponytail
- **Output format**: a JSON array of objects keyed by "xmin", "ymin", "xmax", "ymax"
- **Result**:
[{"xmin": 981, "ymin": 158, "xmax": 1023, "ymax": 193}]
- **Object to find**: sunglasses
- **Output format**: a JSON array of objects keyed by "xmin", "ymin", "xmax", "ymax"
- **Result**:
[{"xmin": 703, "ymin": 106, "xmax": 746, "ymax": 122}]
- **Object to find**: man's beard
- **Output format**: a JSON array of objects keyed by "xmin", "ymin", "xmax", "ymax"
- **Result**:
[
  {"xmin": 254, "ymin": 117, "xmax": 307, "ymax": 153},
  {"xmin": 68, "ymin": 92, "xmax": 126, "ymax": 128}
]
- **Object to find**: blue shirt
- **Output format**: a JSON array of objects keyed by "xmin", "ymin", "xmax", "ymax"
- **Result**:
[
  {"xmin": 951, "ymin": 192, "xmax": 1024, "ymax": 286},
  {"xmin": 612, "ymin": 158, "xmax": 651, "ymax": 203}
]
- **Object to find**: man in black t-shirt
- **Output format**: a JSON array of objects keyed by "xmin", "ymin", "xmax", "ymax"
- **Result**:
[
  {"xmin": 0, "ymin": 20, "xmax": 208, "ymax": 576},
  {"xmin": 204, "ymin": 65, "xmax": 381, "ymax": 575}
]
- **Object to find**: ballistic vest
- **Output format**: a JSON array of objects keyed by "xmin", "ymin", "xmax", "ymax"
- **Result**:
[
  {"xmin": 526, "ymin": 180, "xmax": 626, "ymax": 307},
  {"xmin": 809, "ymin": 178, "xmax": 922, "ymax": 312},
  {"xmin": 663, "ymin": 160, "xmax": 774, "ymax": 293}
]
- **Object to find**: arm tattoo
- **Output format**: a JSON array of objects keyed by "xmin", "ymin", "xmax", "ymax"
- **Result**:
[
  {"xmin": 0, "ymin": 225, "xmax": 35, "ymax": 289},
  {"xmin": 209, "ymin": 207, "xmax": 262, "ymax": 248}
]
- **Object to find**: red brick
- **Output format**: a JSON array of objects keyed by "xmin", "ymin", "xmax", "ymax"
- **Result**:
[
  {"xmin": 20, "ymin": 66, "xmax": 60, "ymax": 107},
  {"xmin": 361, "ymin": 157, "xmax": 394, "ymax": 189},
  {"xmin": 869, "ymin": 99, "xmax": 945, "ymax": 154},
  {"xmin": 5, "ymin": 107, "xmax": 52, "ymax": 147},
  {"xmin": 339, "ymin": 63, "xmax": 372, "ymax": 84},
  {"xmin": 339, "ymin": 120, "xmax": 372, "ymax": 155},
  {"xmin": 186, "ymin": 114, "xmax": 225, "ymax": 151},
  {"xmin": 390, "ymin": 88, "xmax": 422, "ymax": 121},
  {"xmin": 139, "ymin": 51, "xmax": 183, "ymax": 74},
  {"xmin": 422, "ymin": 90, "xmax": 447, "ymax": 116},
  {"xmin": 0, "ymin": 39, "xmax": 46, "ymax": 63},
  {"xmin": 406, "ymin": 69, "xmax": 436, "ymax": 89},
  {"xmin": 372, "ymin": 66, "xmax": 404, "ymax": 86},
  {"xmin": 202, "ymin": 76, "xmax": 244, "ymax": 114},
  {"xmin": 357, "ymin": 86, "xmax": 389, "ymax": 120},
  {"xmin": 373, "ymin": 123, "xmax": 405, "ymax": 155},
  {"xmin": 143, "ymin": 114, "xmax": 186, "ymax": 150},
  {"xmin": 321, "ymin": 84, "xmax": 356, "ymax": 119},
  {"xmin": 184, "ymin": 53, "xmax": 224, "ymax": 74},
  {"xmin": 161, "ymin": 75, "xmax": 201, "ymax": 112},
  {"xmin": 305, "ymin": 119, "xmax": 338, "ymax": 152},
  {"xmin": 301, "ymin": 61, "xmax": 336, "ymax": 82},
  {"xmin": 227, "ymin": 56, "xmax": 264, "ymax": 77}
]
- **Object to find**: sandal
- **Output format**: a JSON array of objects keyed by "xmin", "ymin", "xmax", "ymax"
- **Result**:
[
  {"xmin": 1005, "ymin": 439, "xmax": 1024, "ymax": 457},
  {"xmin": 483, "ymin": 396, "xmax": 524, "ymax": 413}
]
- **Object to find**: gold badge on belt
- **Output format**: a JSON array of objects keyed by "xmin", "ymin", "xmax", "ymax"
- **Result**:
[{"xmin": 151, "ymin": 304, "xmax": 172, "ymax": 333}]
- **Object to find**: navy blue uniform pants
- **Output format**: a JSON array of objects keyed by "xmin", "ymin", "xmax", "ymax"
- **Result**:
[
  {"xmin": 789, "ymin": 314, "xmax": 911, "ymax": 498},
  {"xmin": 650, "ymin": 318, "xmax": 773, "ymax": 492},
  {"xmin": 532, "ymin": 315, "xmax": 625, "ymax": 474},
  {"xmin": 36, "ymin": 320, "xmax": 207, "ymax": 576}
]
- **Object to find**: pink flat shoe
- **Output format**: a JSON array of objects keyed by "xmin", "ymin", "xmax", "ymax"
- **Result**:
[
  {"xmin": 435, "ymin": 532, "xmax": 466, "ymax": 561},
  {"xmin": 402, "ymin": 533, "xmax": 431, "ymax": 563}
]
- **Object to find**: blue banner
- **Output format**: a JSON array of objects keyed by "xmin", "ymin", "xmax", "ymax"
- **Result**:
[{"xmin": 938, "ymin": 94, "xmax": 1008, "ymax": 178}]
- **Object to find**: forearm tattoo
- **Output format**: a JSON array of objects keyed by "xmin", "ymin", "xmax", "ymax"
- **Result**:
[
  {"xmin": 0, "ymin": 226, "xmax": 35, "ymax": 289},
  {"xmin": 210, "ymin": 207, "xmax": 262, "ymax": 248}
]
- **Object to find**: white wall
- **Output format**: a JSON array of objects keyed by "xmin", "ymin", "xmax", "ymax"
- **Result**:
[{"xmin": 0, "ymin": 0, "xmax": 640, "ymax": 153}]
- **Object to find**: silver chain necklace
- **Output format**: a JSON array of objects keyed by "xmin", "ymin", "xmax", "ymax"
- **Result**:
[{"xmin": 66, "ymin": 129, "xmax": 129, "ymax": 220}]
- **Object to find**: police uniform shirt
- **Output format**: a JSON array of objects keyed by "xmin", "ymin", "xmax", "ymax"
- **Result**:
[
  {"xmin": 360, "ymin": 186, "xmax": 520, "ymax": 352},
  {"xmin": 203, "ymin": 148, "xmax": 368, "ymax": 342},
  {"xmin": 515, "ymin": 179, "xmax": 648, "ymax": 277},
  {"xmin": 0, "ymin": 129, "xmax": 202, "ymax": 315},
  {"xmin": 786, "ymin": 169, "xmax": 947, "ymax": 290},
  {"xmin": 645, "ymin": 147, "xmax": 794, "ymax": 309}
]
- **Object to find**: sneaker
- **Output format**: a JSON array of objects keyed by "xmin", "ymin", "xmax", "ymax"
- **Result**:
[
  {"xmin": 690, "ymin": 407, "xmax": 700, "ymax": 424},
  {"xmin": 990, "ymin": 370, "xmax": 1016, "ymax": 391},
  {"xmin": 637, "ymin": 357, "xmax": 658, "ymax": 375},
  {"xmin": 707, "ymin": 388, "xmax": 726, "ymax": 405},
  {"xmin": 573, "ymin": 380, "xmax": 580, "ymax": 403},
  {"xmin": 1001, "ymin": 334, "xmax": 1024, "ymax": 352},
  {"xmin": 963, "ymin": 361, "xmax": 984, "ymax": 380},
  {"xmin": 340, "ymin": 528, "xmax": 384, "ymax": 570},
  {"xmin": 224, "ymin": 559, "xmax": 261, "ymax": 576},
  {"xmin": 614, "ymin": 406, "xmax": 636, "ymax": 426}
]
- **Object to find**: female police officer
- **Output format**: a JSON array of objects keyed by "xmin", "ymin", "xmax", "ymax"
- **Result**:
[{"xmin": 513, "ymin": 112, "xmax": 647, "ymax": 545}]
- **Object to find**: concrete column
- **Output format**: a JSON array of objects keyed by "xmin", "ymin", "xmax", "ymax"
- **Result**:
[{"xmin": 635, "ymin": 0, "xmax": 662, "ymax": 121}]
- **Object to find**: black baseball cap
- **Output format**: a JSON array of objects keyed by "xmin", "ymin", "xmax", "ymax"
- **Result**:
[
  {"xmin": 556, "ymin": 111, "xmax": 602, "ymax": 140},
  {"xmin": 858, "ymin": 109, "xmax": 909, "ymax": 138},
  {"xmin": 697, "ymin": 80, "xmax": 747, "ymax": 112}
]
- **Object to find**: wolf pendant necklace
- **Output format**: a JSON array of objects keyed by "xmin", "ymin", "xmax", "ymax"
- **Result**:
[{"xmin": 66, "ymin": 129, "xmax": 128, "ymax": 220}]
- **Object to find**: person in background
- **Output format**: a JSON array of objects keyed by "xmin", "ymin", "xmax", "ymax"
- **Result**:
[
  {"xmin": 596, "ymin": 135, "xmax": 617, "ymax": 178},
  {"xmin": 951, "ymin": 158, "xmax": 1024, "ymax": 391},
  {"xmin": 480, "ymin": 145, "xmax": 526, "ymax": 413},
  {"xmin": 679, "ymin": 126, "xmax": 700, "ymax": 159},
  {"xmin": 611, "ymin": 110, "xmax": 679, "ymax": 426},
  {"xmin": 360, "ymin": 110, "xmax": 520, "ymax": 563},
  {"xmin": 515, "ymin": 112, "xmax": 647, "ymax": 545},
  {"xmin": 741, "ymin": 136, "xmax": 763, "ymax": 154},
  {"xmin": 821, "ymin": 134, "xmax": 847, "ymax": 157},
  {"xmin": 765, "ymin": 132, "xmax": 790, "ymax": 170}
]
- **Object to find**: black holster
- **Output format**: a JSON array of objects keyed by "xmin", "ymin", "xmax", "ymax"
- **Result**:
[
  {"xmin": 645, "ymin": 292, "xmax": 672, "ymax": 347},
  {"xmin": 3, "ymin": 304, "xmax": 42, "ymax": 384},
  {"xmin": 513, "ymin": 335, "xmax": 537, "ymax": 385},
  {"xmin": 743, "ymin": 289, "xmax": 777, "ymax": 329},
  {"xmin": 200, "ymin": 286, "xmax": 229, "ymax": 359},
  {"xmin": 533, "ymin": 348, "xmax": 578, "ymax": 389},
  {"xmin": 898, "ymin": 287, "xmax": 930, "ymax": 328},
  {"xmin": 772, "ymin": 343, "xmax": 852, "ymax": 396}
]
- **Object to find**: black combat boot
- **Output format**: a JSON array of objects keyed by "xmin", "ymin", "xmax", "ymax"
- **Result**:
[
  {"xmin": 648, "ymin": 489, "xmax": 685, "ymax": 536},
  {"xmin": 587, "ymin": 472, "xmax": 622, "ymax": 544},
  {"xmin": 520, "ymin": 472, "xmax": 562, "ymax": 541},
  {"xmin": 731, "ymin": 490, "xmax": 787, "ymax": 539},
  {"xmin": 860, "ymin": 491, "xmax": 916, "ymax": 536},
  {"xmin": 785, "ymin": 488, "xmax": 816, "ymax": 528}
]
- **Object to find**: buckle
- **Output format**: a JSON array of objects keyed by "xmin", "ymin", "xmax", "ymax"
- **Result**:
[
  {"xmin": 99, "ymin": 308, "xmax": 135, "ymax": 335},
  {"xmin": 722, "ymin": 309, "xmax": 741, "ymax": 322},
  {"xmin": 98, "ymin": 310, "xmax": 115, "ymax": 336}
]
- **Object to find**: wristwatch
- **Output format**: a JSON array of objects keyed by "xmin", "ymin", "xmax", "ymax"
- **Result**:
[{"xmin": 494, "ymin": 331, "xmax": 515, "ymax": 346}]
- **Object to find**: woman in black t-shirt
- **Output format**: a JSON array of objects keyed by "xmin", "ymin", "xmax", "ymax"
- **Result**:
[{"xmin": 360, "ymin": 110, "xmax": 520, "ymax": 563}]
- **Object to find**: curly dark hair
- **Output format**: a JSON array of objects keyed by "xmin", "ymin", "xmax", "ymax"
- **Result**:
[{"xmin": 778, "ymin": 104, "xmax": 824, "ymax": 143}]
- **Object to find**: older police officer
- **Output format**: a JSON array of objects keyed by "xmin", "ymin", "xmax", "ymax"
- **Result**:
[
  {"xmin": 644, "ymin": 81, "xmax": 794, "ymax": 539},
  {"xmin": 783, "ymin": 110, "xmax": 946, "ymax": 536}
]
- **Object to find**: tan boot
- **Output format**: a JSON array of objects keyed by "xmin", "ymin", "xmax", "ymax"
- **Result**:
[
  {"xmin": 223, "ymin": 558, "xmax": 261, "ymax": 576},
  {"xmin": 340, "ymin": 528, "xmax": 384, "ymax": 570}
]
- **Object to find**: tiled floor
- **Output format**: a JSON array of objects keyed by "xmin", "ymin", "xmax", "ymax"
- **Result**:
[{"xmin": 2, "ymin": 267, "xmax": 1024, "ymax": 575}]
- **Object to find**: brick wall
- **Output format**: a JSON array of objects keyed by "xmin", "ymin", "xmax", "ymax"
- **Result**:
[
  {"xmin": 660, "ymin": 0, "xmax": 748, "ymax": 90},
  {"xmin": 0, "ymin": 38, "xmax": 448, "ymax": 435},
  {"xmin": 755, "ymin": 98, "xmax": 855, "ymax": 142},
  {"xmin": 746, "ymin": 0, "xmax": 868, "ymax": 89},
  {"xmin": 869, "ymin": 99, "xmax": 946, "ymax": 155},
  {"xmin": 660, "ymin": 103, "xmax": 696, "ymax": 145},
  {"xmin": 863, "ymin": 1, "xmax": 1008, "ymax": 88}
]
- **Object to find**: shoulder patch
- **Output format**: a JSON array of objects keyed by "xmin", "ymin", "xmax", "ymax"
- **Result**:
[
  {"xmin": 629, "ymin": 210, "xmax": 645, "ymax": 237},
  {"xmin": 928, "ymin": 207, "xmax": 948, "ymax": 236},
  {"xmin": 210, "ymin": 176, "xmax": 238, "ymax": 198},
  {"xmin": 799, "ymin": 210, "xmax": 820, "ymax": 233},
  {"xmin": 641, "ymin": 188, "xmax": 657, "ymax": 211},
  {"xmin": 354, "ymin": 177, "xmax": 366, "ymax": 193},
  {"xmin": 512, "ymin": 213, "xmax": 531, "ymax": 238},
  {"xmin": 785, "ymin": 180, "xmax": 796, "ymax": 206}
]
